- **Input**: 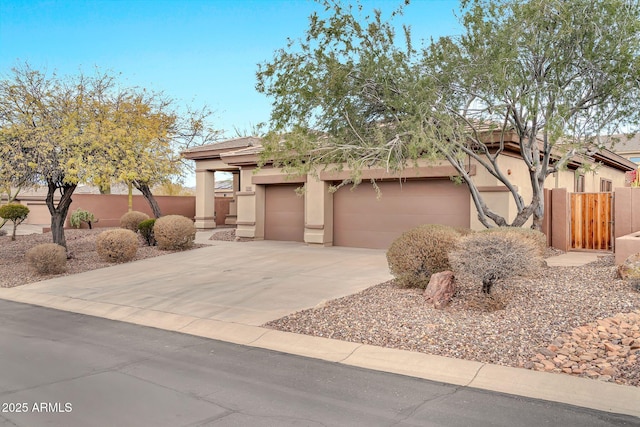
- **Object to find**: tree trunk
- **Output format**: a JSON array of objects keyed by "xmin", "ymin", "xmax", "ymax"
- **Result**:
[
  {"xmin": 45, "ymin": 180, "xmax": 77, "ymax": 249},
  {"xmin": 127, "ymin": 182, "xmax": 133, "ymax": 212},
  {"xmin": 133, "ymin": 180, "xmax": 162, "ymax": 218}
]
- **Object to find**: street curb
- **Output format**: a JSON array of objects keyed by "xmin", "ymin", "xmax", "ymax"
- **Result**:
[{"xmin": 0, "ymin": 290, "xmax": 638, "ymax": 418}]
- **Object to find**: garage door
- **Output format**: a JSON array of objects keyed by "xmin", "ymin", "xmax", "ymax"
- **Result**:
[
  {"xmin": 333, "ymin": 179, "xmax": 470, "ymax": 249},
  {"xmin": 265, "ymin": 184, "xmax": 304, "ymax": 242}
]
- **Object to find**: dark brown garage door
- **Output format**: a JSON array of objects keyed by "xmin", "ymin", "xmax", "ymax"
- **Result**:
[
  {"xmin": 265, "ymin": 184, "xmax": 304, "ymax": 242},
  {"xmin": 333, "ymin": 179, "xmax": 470, "ymax": 249}
]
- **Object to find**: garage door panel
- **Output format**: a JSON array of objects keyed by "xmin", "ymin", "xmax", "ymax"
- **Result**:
[
  {"xmin": 333, "ymin": 180, "xmax": 469, "ymax": 249},
  {"xmin": 265, "ymin": 185, "xmax": 304, "ymax": 242}
]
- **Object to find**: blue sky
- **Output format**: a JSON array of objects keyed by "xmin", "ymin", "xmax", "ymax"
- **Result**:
[{"xmin": 1, "ymin": 0, "xmax": 462, "ymax": 136}]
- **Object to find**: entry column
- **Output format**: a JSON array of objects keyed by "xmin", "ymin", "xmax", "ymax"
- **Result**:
[{"xmin": 194, "ymin": 169, "xmax": 216, "ymax": 229}]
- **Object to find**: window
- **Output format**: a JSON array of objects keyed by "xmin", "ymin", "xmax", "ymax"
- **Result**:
[
  {"xmin": 600, "ymin": 178, "xmax": 613, "ymax": 192},
  {"xmin": 629, "ymin": 156, "xmax": 640, "ymax": 164},
  {"xmin": 575, "ymin": 174, "xmax": 585, "ymax": 192}
]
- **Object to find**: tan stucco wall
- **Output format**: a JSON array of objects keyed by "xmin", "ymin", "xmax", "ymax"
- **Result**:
[
  {"xmin": 304, "ymin": 176, "xmax": 333, "ymax": 245},
  {"xmin": 192, "ymin": 152, "xmax": 631, "ymax": 246}
]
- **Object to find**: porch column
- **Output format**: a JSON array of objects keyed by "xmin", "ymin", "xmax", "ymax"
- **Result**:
[
  {"xmin": 194, "ymin": 169, "xmax": 216, "ymax": 229},
  {"xmin": 225, "ymin": 171, "xmax": 240, "ymax": 225}
]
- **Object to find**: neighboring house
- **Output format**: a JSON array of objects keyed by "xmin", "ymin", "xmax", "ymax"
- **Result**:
[
  {"xmin": 182, "ymin": 135, "xmax": 636, "ymax": 249},
  {"xmin": 608, "ymin": 133, "xmax": 640, "ymax": 165}
]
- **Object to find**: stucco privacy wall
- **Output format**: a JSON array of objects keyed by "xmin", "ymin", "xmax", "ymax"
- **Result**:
[
  {"xmin": 615, "ymin": 187, "xmax": 640, "ymax": 238},
  {"xmin": 14, "ymin": 195, "xmax": 195, "ymax": 227},
  {"xmin": 548, "ymin": 187, "xmax": 640, "ymax": 251}
]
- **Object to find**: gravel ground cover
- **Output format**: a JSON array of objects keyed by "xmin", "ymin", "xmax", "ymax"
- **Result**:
[
  {"xmin": 0, "ymin": 228, "xmax": 202, "ymax": 288},
  {"xmin": 265, "ymin": 256, "xmax": 640, "ymax": 387}
]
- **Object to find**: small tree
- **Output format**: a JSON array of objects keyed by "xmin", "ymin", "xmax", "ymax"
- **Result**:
[{"xmin": 0, "ymin": 203, "xmax": 29, "ymax": 241}]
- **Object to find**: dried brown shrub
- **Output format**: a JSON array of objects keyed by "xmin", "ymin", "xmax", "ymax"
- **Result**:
[
  {"xmin": 153, "ymin": 215, "xmax": 196, "ymax": 250},
  {"xmin": 25, "ymin": 243, "xmax": 67, "ymax": 274},
  {"xmin": 96, "ymin": 229, "xmax": 139, "ymax": 263},
  {"xmin": 119, "ymin": 211, "xmax": 150, "ymax": 232},
  {"xmin": 449, "ymin": 230, "xmax": 542, "ymax": 294},
  {"xmin": 482, "ymin": 226, "xmax": 547, "ymax": 255},
  {"xmin": 386, "ymin": 224, "xmax": 463, "ymax": 289}
]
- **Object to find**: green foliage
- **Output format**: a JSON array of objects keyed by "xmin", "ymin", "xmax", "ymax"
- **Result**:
[
  {"xmin": 449, "ymin": 230, "xmax": 542, "ymax": 294},
  {"xmin": 0, "ymin": 203, "xmax": 29, "ymax": 221},
  {"xmin": 69, "ymin": 208, "xmax": 97, "ymax": 229},
  {"xmin": 138, "ymin": 218, "xmax": 156, "ymax": 246},
  {"xmin": 153, "ymin": 215, "xmax": 196, "ymax": 250},
  {"xmin": 0, "ymin": 63, "xmax": 220, "ymax": 248},
  {"xmin": 26, "ymin": 243, "xmax": 67, "ymax": 274},
  {"xmin": 120, "ymin": 211, "xmax": 150, "ymax": 232},
  {"xmin": 386, "ymin": 224, "xmax": 464, "ymax": 288},
  {"xmin": 0, "ymin": 203, "xmax": 30, "ymax": 241},
  {"xmin": 257, "ymin": 0, "xmax": 640, "ymax": 230},
  {"xmin": 96, "ymin": 229, "xmax": 139, "ymax": 263}
]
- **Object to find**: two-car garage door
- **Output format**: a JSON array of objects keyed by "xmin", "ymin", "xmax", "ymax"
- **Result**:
[
  {"xmin": 263, "ymin": 179, "xmax": 470, "ymax": 248},
  {"xmin": 333, "ymin": 179, "xmax": 470, "ymax": 249}
]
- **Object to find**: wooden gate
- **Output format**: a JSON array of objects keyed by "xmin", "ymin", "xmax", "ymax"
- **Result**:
[{"xmin": 570, "ymin": 192, "xmax": 614, "ymax": 251}]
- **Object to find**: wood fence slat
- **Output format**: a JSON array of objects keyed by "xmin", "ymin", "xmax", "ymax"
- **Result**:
[{"xmin": 570, "ymin": 192, "xmax": 613, "ymax": 251}]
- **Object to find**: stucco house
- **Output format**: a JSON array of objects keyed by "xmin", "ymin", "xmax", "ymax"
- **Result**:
[
  {"xmin": 183, "ymin": 135, "xmax": 636, "ymax": 249},
  {"xmin": 609, "ymin": 133, "xmax": 640, "ymax": 165}
]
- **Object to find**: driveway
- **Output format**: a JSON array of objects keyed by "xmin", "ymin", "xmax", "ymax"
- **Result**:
[{"xmin": 3, "ymin": 240, "xmax": 391, "ymax": 326}]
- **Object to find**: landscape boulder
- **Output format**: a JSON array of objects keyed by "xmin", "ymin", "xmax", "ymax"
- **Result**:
[
  {"xmin": 618, "ymin": 252, "xmax": 640, "ymax": 280},
  {"xmin": 424, "ymin": 271, "xmax": 456, "ymax": 309}
]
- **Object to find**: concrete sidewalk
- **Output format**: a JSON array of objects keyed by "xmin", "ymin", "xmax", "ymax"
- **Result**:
[{"xmin": 0, "ymin": 237, "xmax": 637, "ymax": 418}]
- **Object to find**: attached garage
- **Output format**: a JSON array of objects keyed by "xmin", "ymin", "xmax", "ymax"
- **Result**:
[
  {"xmin": 333, "ymin": 179, "xmax": 470, "ymax": 249},
  {"xmin": 264, "ymin": 184, "xmax": 305, "ymax": 242}
]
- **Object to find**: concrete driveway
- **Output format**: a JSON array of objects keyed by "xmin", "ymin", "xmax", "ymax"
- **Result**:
[{"xmin": 3, "ymin": 240, "xmax": 391, "ymax": 326}]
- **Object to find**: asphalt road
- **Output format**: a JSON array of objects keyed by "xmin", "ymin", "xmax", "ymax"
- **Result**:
[{"xmin": 0, "ymin": 300, "xmax": 637, "ymax": 427}]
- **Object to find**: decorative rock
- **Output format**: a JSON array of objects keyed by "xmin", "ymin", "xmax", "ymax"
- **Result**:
[
  {"xmin": 423, "ymin": 271, "xmax": 456, "ymax": 309},
  {"xmin": 524, "ymin": 310, "xmax": 640, "ymax": 386},
  {"xmin": 618, "ymin": 252, "xmax": 640, "ymax": 280}
]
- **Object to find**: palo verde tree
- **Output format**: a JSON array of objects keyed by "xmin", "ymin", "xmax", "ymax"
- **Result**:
[
  {"xmin": 106, "ymin": 89, "xmax": 218, "ymax": 217},
  {"xmin": 256, "ymin": 0, "xmax": 640, "ymax": 229},
  {"xmin": 0, "ymin": 64, "xmax": 118, "ymax": 248}
]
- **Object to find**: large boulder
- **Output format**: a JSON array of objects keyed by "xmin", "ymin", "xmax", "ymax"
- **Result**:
[
  {"xmin": 424, "ymin": 271, "xmax": 456, "ymax": 309},
  {"xmin": 618, "ymin": 252, "xmax": 640, "ymax": 280}
]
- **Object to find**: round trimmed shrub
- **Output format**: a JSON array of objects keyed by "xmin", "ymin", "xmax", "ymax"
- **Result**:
[
  {"xmin": 138, "ymin": 218, "xmax": 156, "ymax": 246},
  {"xmin": 154, "ymin": 215, "xmax": 196, "ymax": 250},
  {"xmin": 96, "ymin": 229, "xmax": 139, "ymax": 263},
  {"xmin": 386, "ymin": 224, "xmax": 464, "ymax": 289},
  {"xmin": 119, "ymin": 211, "xmax": 149, "ymax": 232},
  {"xmin": 26, "ymin": 243, "xmax": 67, "ymax": 274},
  {"xmin": 449, "ymin": 230, "xmax": 542, "ymax": 294}
]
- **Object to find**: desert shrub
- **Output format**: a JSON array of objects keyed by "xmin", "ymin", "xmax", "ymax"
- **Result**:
[
  {"xmin": 119, "ymin": 211, "xmax": 149, "ymax": 232},
  {"xmin": 70, "ymin": 208, "xmax": 97, "ymax": 229},
  {"xmin": 26, "ymin": 243, "xmax": 67, "ymax": 274},
  {"xmin": 449, "ymin": 231, "xmax": 542, "ymax": 294},
  {"xmin": 481, "ymin": 226, "xmax": 547, "ymax": 255},
  {"xmin": 386, "ymin": 224, "xmax": 464, "ymax": 288},
  {"xmin": 0, "ymin": 229, "xmax": 6, "ymax": 237},
  {"xmin": 0, "ymin": 203, "xmax": 30, "ymax": 241},
  {"xmin": 153, "ymin": 215, "xmax": 196, "ymax": 250},
  {"xmin": 95, "ymin": 229, "xmax": 139, "ymax": 263},
  {"xmin": 138, "ymin": 218, "xmax": 156, "ymax": 246}
]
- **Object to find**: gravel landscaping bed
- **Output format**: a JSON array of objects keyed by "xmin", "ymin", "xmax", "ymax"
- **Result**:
[
  {"xmin": 0, "ymin": 228, "xmax": 202, "ymax": 288},
  {"xmin": 265, "ymin": 256, "xmax": 640, "ymax": 387}
]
